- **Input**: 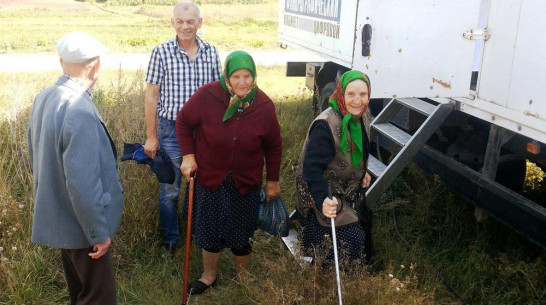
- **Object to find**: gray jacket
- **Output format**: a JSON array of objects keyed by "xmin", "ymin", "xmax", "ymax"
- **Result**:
[{"xmin": 28, "ymin": 75, "xmax": 124, "ymax": 249}]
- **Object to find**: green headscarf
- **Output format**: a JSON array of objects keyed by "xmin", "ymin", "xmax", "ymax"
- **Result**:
[
  {"xmin": 328, "ymin": 70, "xmax": 371, "ymax": 167},
  {"xmin": 220, "ymin": 50, "xmax": 258, "ymax": 121}
]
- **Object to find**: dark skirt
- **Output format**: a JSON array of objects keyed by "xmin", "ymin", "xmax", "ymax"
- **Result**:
[
  {"xmin": 299, "ymin": 212, "xmax": 366, "ymax": 264},
  {"xmin": 183, "ymin": 175, "xmax": 260, "ymax": 250}
]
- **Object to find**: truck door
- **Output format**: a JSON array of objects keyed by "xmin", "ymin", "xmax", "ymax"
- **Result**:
[
  {"xmin": 353, "ymin": 0, "xmax": 482, "ymax": 99},
  {"xmin": 479, "ymin": 0, "xmax": 546, "ymax": 122}
]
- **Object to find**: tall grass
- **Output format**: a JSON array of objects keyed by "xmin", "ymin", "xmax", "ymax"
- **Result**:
[
  {"xmin": 2, "ymin": 67, "xmax": 545, "ymax": 304},
  {"xmin": 0, "ymin": 67, "xmax": 437, "ymax": 304},
  {"xmin": 1, "ymin": 1, "xmax": 545, "ymax": 302},
  {"xmin": 372, "ymin": 167, "xmax": 546, "ymax": 304}
]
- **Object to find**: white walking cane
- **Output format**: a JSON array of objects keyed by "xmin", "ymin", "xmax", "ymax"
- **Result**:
[{"xmin": 328, "ymin": 185, "xmax": 343, "ymax": 305}]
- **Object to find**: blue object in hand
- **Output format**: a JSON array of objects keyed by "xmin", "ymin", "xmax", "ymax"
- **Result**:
[{"xmin": 120, "ymin": 143, "xmax": 175, "ymax": 184}]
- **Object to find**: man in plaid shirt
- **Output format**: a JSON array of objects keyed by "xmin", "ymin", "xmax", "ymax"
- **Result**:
[{"xmin": 144, "ymin": 1, "xmax": 221, "ymax": 255}]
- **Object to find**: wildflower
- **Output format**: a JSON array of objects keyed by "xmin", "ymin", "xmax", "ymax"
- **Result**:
[
  {"xmin": 11, "ymin": 246, "xmax": 17, "ymax": 251},
  {"xmin": 400, "ymin": 264, "xmax": 405, "ymax": 269},
  {"xmin": 18, "ymin": 204, "xmax": 24, "ymax": 209},
  {"xmin": 12, "ymin": 227, "xmax": 16, "ymax": 232},
  {"xmin": 388, "ymin": 273, "xmax": 394, "ymax": 278},
  {"xmin": 2, "ymin": 257, "xmax": 8, "ymax": 262},
  {"xmin": 410, "ymin": 263, "xmax": 416, "ymax": 270},
  {"xmin": 396, "ymin": 287, "xmax": 400, "ymax": 292},
  {"xmin": 0, "ymin": 247, "xmax": 4, "ymax": 252}
]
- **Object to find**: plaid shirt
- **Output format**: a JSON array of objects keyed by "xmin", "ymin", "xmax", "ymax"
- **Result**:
[
  {"xmin": 146, "ymin": 36, "xmax": 221, "ymax": 120},
  {"xmin": 62, "ymin": 74, "xmax": 92, "ymax": 99}
]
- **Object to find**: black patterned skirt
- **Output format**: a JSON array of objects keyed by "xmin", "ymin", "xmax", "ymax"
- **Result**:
[
  {"xmin": 299, "ymin": 212, "xmax": 366, "ymax": 264},
  {"xmin": 183, "ymin": 175, "xmax": 260, "ymax": 250}
]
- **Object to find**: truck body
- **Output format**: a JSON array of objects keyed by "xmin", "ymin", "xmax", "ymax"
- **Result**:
[{"xmin": 279, "ymin": 0, "xmax": 546, "ymax": 248}]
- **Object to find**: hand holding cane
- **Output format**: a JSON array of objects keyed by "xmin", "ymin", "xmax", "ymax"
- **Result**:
[
  {"xmin": 182, "ymin": 176, "xmax": 195, "ymax": 305},
  {"xmin": 328, "ymin": 184, "xmax": 343, "ymax": 305}
]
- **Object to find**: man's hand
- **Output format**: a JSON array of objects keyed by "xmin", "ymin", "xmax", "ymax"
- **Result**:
[
  {"xmin": 180, "ymin": 154, "xmax": 197, "ymax": 180},
  {"xmin": 144, "ymin": 83, "xmax": 160, "ymax": 159},
  {"xmin": 89, "ymin": 237, "xmax": 111, "ymax": 259},
  {"xmin": 264, "ymin": 180, "xmax": 281, "ymax": 202},
  {"xmin": 322, "ymin": 196, "xmax": 339, "ymax": 219},
  {"xmin": 143, "ymin": 136, "xmax": 159, "ymax": 159},
  {"xmin": 362, "ymin": 172, "xmax": 371, "ymax": 188}
]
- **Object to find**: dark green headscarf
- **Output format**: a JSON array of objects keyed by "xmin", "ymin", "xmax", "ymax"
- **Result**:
[
  {"xmin": 328, "ymin": 70, "xmax": 371, "ymax": 167},
  {"xmin": 220, "ymin": 50, "xmax": 258, "ymax": 121}
]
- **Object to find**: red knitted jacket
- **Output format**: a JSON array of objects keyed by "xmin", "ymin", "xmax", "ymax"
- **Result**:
[{"xmin": 176, "ymin": 81, "xmax": 282, "ymax": 193}]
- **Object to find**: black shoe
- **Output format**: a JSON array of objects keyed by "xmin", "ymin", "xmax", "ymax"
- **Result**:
[
  {"xmin": 163, "ymin": 242, "xmax": 176, "ymax": 256},
  {"xmin": 188, "ymin": 278, "xmax": 217, "ymax": 295}
]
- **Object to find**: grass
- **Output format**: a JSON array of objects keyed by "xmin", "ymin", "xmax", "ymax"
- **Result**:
[
  {"xmin": 0, "ymin": 67, "xmax": 435, "ymax": 304},
  {"xmin": 1, "ymin": 0, "xmax": 545, "ymax": 304},
  {"xmin": 373, "ymin": 167, "xmax": 546, "ymax": 304},
  {"xmin": 0, "ymin": 0, "xmax": 280, "ymax": 54},
  {"xmin": 1, "ymin": 66, "xmax": 545, "ymax": 305}
]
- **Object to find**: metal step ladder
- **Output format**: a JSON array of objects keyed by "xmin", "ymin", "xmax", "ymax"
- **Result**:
[{"xmin": 366, "ymin": 98, "xmax": 454, "ymax": 207}]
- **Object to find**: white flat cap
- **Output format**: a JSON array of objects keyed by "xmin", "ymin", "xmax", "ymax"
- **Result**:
[{"xmin": 57, "ymin": 31, "xmax": 107, "ymax": 63}]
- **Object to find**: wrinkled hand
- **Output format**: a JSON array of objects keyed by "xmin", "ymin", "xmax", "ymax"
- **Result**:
[
  {"xmin": 180, "ymin": 154, "xmax": 197, "ymax": 180},
  {"xmin": 322, "ymin": 196, "xmax": 339, "ymax": 219},
  {"xmin": 144, "ymin": 136, "xmax": 159, "ymax": 159},
  {"xmin": 264, "ymin": 180, "xmax": 281, "ymax": 202},
  {"xmin": 89, "ymin": 237, "xmax": 111, "ymax": 259},
  {"xmin": 362, "ymin": 172, "xmax": 371, "ymax": 188}
]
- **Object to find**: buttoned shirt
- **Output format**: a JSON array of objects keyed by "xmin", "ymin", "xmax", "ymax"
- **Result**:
[
  {"xmin": 145, "ymin": 36, "xmax": 221, "ymax": 120},
  {"xmin": 62, "ymin": 74, "xmax": 92, "ymax": 98}
]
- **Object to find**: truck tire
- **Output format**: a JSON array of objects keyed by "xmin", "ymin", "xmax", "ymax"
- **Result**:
[
  {"xmin": 319, "ymin": 82, "xmax": 337, "ymax": 112},
  {"xmin": 496, "ymin": 158, "xmax": 527, "ymax": 191}
]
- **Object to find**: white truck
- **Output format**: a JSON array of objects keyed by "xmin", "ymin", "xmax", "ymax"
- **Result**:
[{"xmin": 279, "ymin": 0, "xmax": 546, "ymax": 248}]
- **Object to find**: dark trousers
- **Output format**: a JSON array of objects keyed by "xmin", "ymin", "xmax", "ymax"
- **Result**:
[{"xmin": 61, "ymin": 248, "xmax": 116, "ymax": 305}]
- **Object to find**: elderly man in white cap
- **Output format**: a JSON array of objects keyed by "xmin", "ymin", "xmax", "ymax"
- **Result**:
[{"xmin": 27, "ymin": 31, "xmax": 124, "ymax": 304}]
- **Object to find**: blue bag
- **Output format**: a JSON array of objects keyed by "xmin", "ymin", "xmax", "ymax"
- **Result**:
[{"xmin": 257, "ymin": 190, "xmax": 290, "ymax": 237}]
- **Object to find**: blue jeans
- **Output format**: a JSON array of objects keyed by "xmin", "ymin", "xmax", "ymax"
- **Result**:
[{"xmin": 158, "ymin": 117, "xmax": 182, "ymax": 243}]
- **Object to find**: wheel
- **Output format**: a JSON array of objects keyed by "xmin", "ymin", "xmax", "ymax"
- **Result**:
[
  {"xmin": 319, "ymin": 82, "xmax": 337, "ymax": 112},
  {"xmin": 496, "ymin": 157, "xmax": 527, "ymax": 191}
]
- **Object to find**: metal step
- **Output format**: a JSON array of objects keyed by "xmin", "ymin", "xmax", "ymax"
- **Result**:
[
  {"xmin": 367, "ymin": 155, "xmax": 386, "ymax": 178},
  {"xmin": 280, "ymin": 210, "xmax": 313, "ymax": 266},
  {"xmin": 396, "ymin": 98, "xmax": 437, "ymax": 116},
  {"xmin": 366, "ymin": 102, "xmax": 454, "ymax": 207},
  {"xmin": 281, "ymin": 228, "xmax": 313, "ymax": 267},
  {"xmin": 373, "ymin": 122, "xmax": 411, "ymax": 146}
]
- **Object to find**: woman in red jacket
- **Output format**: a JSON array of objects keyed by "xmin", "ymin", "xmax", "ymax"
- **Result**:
[{"xmin": 176, "ymin": 50, "xmax": 282, "ymax": 295}]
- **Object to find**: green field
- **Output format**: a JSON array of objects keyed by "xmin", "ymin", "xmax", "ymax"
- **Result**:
[
  {"xmin": 1, "ymin": 1, "xmax": 545, "ymax": 304},
  {"xmin": 0, "ymin": 0, "xmax": 279, "ymax": 53}
]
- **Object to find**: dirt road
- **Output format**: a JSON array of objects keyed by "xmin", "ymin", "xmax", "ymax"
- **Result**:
[{"xmin": 0, "ymin": 50, "xmax": 326, "ymax": 72}]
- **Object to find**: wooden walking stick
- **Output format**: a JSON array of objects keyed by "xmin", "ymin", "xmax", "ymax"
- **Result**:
[{"xmin": 182, "ymin": 177, "xmax": 195, "ymax": 305}]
